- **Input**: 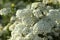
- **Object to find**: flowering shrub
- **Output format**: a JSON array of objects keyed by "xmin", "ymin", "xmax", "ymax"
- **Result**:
[{"xmin": 0, "ymin": 0, "xmax": 60, "ymax": 40}]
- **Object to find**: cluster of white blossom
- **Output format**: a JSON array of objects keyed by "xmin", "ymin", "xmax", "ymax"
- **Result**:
[
  {"xmin": 0, "ymin": 8, "xmax": 11, "ymax": 16},
  {"xmin": 47, "ymin": 9, "xmax": 60, "ymax": 24},
  {"xmin": 8, "ymin": 2, "xmax": 60, "ymax": 40},
  {"xmin": 0, "ymin": 0, "xmax": 60, "ymax": 40},
  {"xmin": 43, "ymin": 0, "xmax": 60, "ymax": 4},
  {"xmin": 33, "ymin": 17, "xmax": 56, "ymax": 35}
]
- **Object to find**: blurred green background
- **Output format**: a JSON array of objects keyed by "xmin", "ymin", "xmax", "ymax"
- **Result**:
[{"xmin": 0, "ymin": 0, "xmax": 36, "ymax": 9}]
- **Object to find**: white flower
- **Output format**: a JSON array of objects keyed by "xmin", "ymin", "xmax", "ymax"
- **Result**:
[
  {"xmin": 33, "ymin": 9, "xmax": 43, "ymax": 18},
  {"xmin": 43, "ymin": 0, "xmax": 58, "ymax": 4},
  {"xmin": 10, "ymin": 16, "xmax": 16, "ymax": 22},
  {"xmin": 0, "ymin": 8, "xmax": 11, "ymax": 15},
  {"xmin": 22, "ymin": 27, "xmax": 30, "ymax": 36},
  {"xmin": 22, "ymin": 17, "xmax": 37, "ymax": 27},
  {"xmin": 47, "ymin": 9, "xmax": 60, "ymax": 23},
  {"xmin": 31, "ymin": 2, "xmax": 45, "ymax": 9},
  {"xmin": 24, "ymin": 33, "xmax": 34, "ymax": 40},
  {"xmin": 31, "ymin": 2, "xmax": 39, "ymax": 9},
  {"xmin": 11, "ymin": 23, "xmax": 26, "ymax": 35},
  {"xmin": 8, "ymin": 2, "xmax": 60, "ymax": 40},
  {"xmin": 16, "ymin": 9, "xmax": 33, "ymax": 19},
  {"xmin": 9, "ymin": 21, "xmax": 19, "ymax": 31},
  {"xmin": 16, "ymin": 9, "xmax": 22, "ymax": 18},
  {"xmin": 9, "ymin": 23, "xmax": 34, "ymax": 40},
  {"xmin": 33, "ymin": 17, "xmax": 56, "ymax": 35}
]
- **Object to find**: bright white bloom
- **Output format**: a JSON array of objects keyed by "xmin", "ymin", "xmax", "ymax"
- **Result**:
[
  {"xmin": 43, "ymin": 0, "xmax": 58, "ymax": 4},
  {"xmin": 47, "ymin": 9, "xmax": 60, "ymax": 23},
  {"xmin": 10, "ymin": 16, "xmax": 16, "ymax": 22},
  {"xmin": 16, "ymin": 9, "xmax": 22, "ymax": 18},
  {"xmin": 11, "ymin": 23, "xmax": 26, "ymax": 35},
  {"xmin": 15, "ymin": 37, "xmax": 24, "ymax": 40},
  {"xmin": 33, "ymin": 8, "xmax": 43, "ymax": 18},
  {"xmin": 22, "ymin": 27, "xmax": 30, "ymax": 36},
  {"xmin": 9, "ymin": 23, "xmax": 34, "ymax": 40},
  {"xmin": 8, "ymin": 2, "xmax": 60, "ymax": 40},
  {"xmin": 9, "ymin": 21, "xmax": 19, "ymax": 31},
  {"xmin": 24, "ymin": 33, "xmax": 34, "ymax": 40},
  {"xmin": 31, "ymin": 2, "xmax": 39, "ymax": 9},
  {"xmin": 16, "ymin": 8, "xmax": 37, "ymax": 26},
  {"xmin": 31, "ymin": 2, "xmax": 45, "ymax": 9},
  {"xmin": 16, "ymin": 9, "xmax": 33, "ymax": 19},
  {"xmin": 22, "ymin": 17, "xmax": 37, "ymax": 27},
  {"xmin": 33, "ymin": 17, "xmax": 56, "ymax": 35}
]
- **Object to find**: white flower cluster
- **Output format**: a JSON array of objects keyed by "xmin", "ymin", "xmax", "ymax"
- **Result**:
[
  {"xmin": 16, "ymin": 9, "xmax": 37, "ymax": 27},
  {"xmin": 0, "ymin": 8, "xmax": 11, "ymax": 15},
  {"xmin": 47, "ymin": 9, "xmax": 60, "ymax": 24},
  {"xmin": 31, "ymin": 2, "xmax": 45, "ymax": 10},
  {"xmin": 8, "ymin": 2, "xmax": 60, "ymax": 40},
  {"xmin": 43, "ymin": 0, "xmax": 60, "ymax": 4},
  {"xmin": 33, "ymin": 8, "xmax": 43, "ymax": 18},
  {"xmin": 33, "ymin": 17, "xmax": 56, "ymax": 35}
]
